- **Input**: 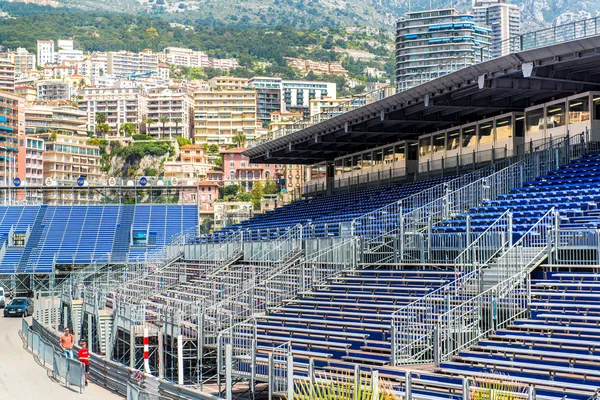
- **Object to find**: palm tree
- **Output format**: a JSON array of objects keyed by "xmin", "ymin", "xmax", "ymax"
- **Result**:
[
  {"xmin": 233, "ymin": 130, "xmax": 247, "ymax": 148},
  {"xmin": 95, "ymin": 112, "xmax": 106, "ymax": 137},
  {"xmin": 96, "ymin": 123, "xmax": 111, "ymax": 137},
  {"xmin": 172, "ymin": 117, "xmax": 182, "ymax": 138},
  {"xmin": 144, "ymin": 117, "xmax": 155, "ymax": 136},
  {"xmin": 158, "ymin": 116, "xmax": 169, "ymax": 139},
  {"xmin": 119, "ymin": 122, "xmax": 136, "ymax": 137}
]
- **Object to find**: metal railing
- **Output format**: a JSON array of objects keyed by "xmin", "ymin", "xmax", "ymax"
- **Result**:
[
  {"xmin": 402, "ymin": 132, "xmax": 597, "ymax": 262},
  {"xmin": 243, "ymin": 224, "xmax": 303, "ymax": 264},
  {"xmin": 206, "ymin": 237, "xmax": 358, "ymax": 349},
  {"xmin": 436, "ymin": 209, "xmax": 555, "ymax": 364},
  {"xmin": 391, "ymin": 210, "xmax": 512, "ymax": 365},
  {"xmin": 215, "ymin": 237, "xmax": 359, "ymax": 378},
  {"xmin": 555, "ymin": 229, "xmax": 600, "ymax": 265}
]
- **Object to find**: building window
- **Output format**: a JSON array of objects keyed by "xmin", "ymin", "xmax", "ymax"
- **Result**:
[{"xmin": 229, "ymin": 171, "xmax": 235, "ymax": 180}]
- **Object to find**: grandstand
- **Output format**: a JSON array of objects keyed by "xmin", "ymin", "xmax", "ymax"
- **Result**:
[
  {"xmin": 25, "ymin": 16, "xmax": 600, "ymax": 400},
  {"xmin": 0, "ymin": 203, "xmax": 198, "ymax": 293}
]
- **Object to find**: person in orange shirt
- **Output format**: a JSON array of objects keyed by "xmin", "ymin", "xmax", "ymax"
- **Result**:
[
  {"xmin": 78, "ymin": 340, "xmax": 90, "ymax": 386},
  {"xmin": 59, "ymin": 327, "xmax": 74, "ymax": 359}
]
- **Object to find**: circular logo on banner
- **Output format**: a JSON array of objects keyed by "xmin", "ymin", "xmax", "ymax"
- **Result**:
[
  {"xmin": 108, "ymin": 177, "xmax": 117, "ymax": 186},
  {"xmin": 171, "ymin": 177, "xmax": 178, "ymax": 186},
  {"xmin": 45, "ymin": 177, "xmax": 53, "ymax": 187},
  {"xmin": 13, "ymin": 177, "xmax": 21, "ymax": 187},
  {"xmin": 77, "ymin": 176, "xmax": 85, "ymax": 187},
  {"xmin": 139, "ymin": 176, "xmax": 148, "ymax": 187}
]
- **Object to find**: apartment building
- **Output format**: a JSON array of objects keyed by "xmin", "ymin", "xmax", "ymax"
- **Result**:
[
  {"xmin": 107, "ymin": 50, "xmax": 159, "ymax": 78},
  {"xmin": 37, "ymin": 40, "xmax": 55, "ymax": 67},
  {"xmin": 282, "ymin": 164, "xmax": 306, "ymax": 201},
  {"xmin": 6, "ymin": 48, "xmax": 36, "ymax": 74},
  {"xmin": 221, "ymin": 147, "xmax": 278, "ymax": 191},
  {"xmin": 36, "ymin": 131, "xmax": 101, "ymax": 185},
  {"xmin": 0, "ymin": 60, "xmax": 16, "ymax": 92},
  {"xmin": 281, "ymin": 80, "xmax": 336, "ymax": 119},
  {"xmin": 78, "ymin": 87, "xmax": 143, "ymax": 135},
  {"xmin": 24, "ymin": 105, "xmax": 87, "ymax": 135},
  {"xmin": 55, "ymin": 40, "xmax": 84, "ymax": 64},
  {"xmin": 197, "ymin": 181, "xmax": 220, "ymax": 214},
  {"xmin": 208, "ymin": 76, "xmax": 248, "ymax": 91},
  {"xmin": 213, "ymin": 201, "xmax": 253, "ymax": 230},
  {"xmin": 14, "ymin": 85, "xmax": 37, "ymax": 103},
  {"xmin": 0, "ymin": 92, "xmax": 25, "ymax": 185},
  {"xmin": 395, "ymin": 8, "xmax": 491, "ymax": 91},
  {"xmin": 193, "ymin": 90, "xmax": 258, "ymax": 145},
  {"xmin": 209, "ymin": 58, "xmax": 239, "ymax": 71},
  {"xmin": 248, "ymin": 77, "xmax": 283, "ymax": 126},
  {"xmin": 75, "ymin": 52, "xmax": 107, "ymax": 79},
  {"xmin": 144, "ymin": 89, "xmax": 193, "ymax": 139},
  {"xmin": 163, "ymin": 47, "xmax": 210, "ymax": 68},
  {"xmin": 164, "ymin": 144, "xmax": 213, "ymax": 179},
  {"xmin": 284, "ymin": 57, "xmax": 348, "ymax": 76},
  {"xmin": 473, "ymin": 0, "xmax": 521, "ymax": 58},
  {"xmin": 17, "ymin": 136, "xmax": 44, "ymax": 187},
  {"xmin": 309, "ymin": 96, "xmax": 367, "ymax": 123},
  {"xmin": 36, "ymin": 80, "xmax": 71, "ymax": 102}
]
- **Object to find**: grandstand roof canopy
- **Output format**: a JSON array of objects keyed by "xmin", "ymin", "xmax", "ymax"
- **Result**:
[{"xmin": 246, "ymin": 36, "xmax": 600, "ymax": 164}]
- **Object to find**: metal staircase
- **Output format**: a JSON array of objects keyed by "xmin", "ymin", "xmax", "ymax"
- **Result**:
[
  {"xmin": 16, "ymin": 205, "xmax": 47, "ymax": 273},
  {"xmin": 111, "ymin": 205, "xmax": 135, "ymax": 262}
]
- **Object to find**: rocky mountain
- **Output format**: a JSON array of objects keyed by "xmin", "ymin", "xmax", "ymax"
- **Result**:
[{"xmin": 4, "ymin": 0, "xmax": 599, "ymax": 32}]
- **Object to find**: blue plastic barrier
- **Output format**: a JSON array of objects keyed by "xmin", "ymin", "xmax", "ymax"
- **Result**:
[{"xmin": 66, "ymin": 358, "xmax": 86, "ymax": 393}]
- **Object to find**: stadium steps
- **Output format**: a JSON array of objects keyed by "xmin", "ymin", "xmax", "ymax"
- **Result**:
[
  {"xmin": 15, "ymin": 206, "xmax": 48, "ymax": 273},
  {"xmin": 111, "ymin": 205, "xmax": 135, "ymax": 262}
]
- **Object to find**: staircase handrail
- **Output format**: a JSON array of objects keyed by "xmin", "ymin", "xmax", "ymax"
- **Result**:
[
  {"xmin": 0, "ymin": 242, "xmax": 7, "ymax": 262},
  {"xmin": 58, "ymin": 226, "xmax": 196, "ymax": 299},
  {"xmin": 390, "ymin": 209, "xmax": 512, "ymax": 365},
  {"xmin": 399, "ymin": 131, "xmax": 597, "ymax": 265},
  {"xmin": 197, "ymin": 236, "xmax": 359, "ymax": 346},
  {"xmin": 435, "ymin": 208, "xmax": 555, "ymax": 363}
]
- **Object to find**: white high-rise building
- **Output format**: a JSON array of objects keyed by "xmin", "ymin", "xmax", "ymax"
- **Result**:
[
  {"xmin": 37, "ymin": 40, "xmax": 55, "ymax": 67},
  {"xmin": 107, "ymin": 51, "xmax": 159, "ymax": 78},
  {"xmin": 395, "ymin": 8, "xmax": 492, "ymax": 91},
  {"xmin": 473, "ymin": 0, "xmax": 521, "ymax": 58}
]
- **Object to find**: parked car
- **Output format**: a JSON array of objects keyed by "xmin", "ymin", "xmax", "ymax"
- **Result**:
[
  {"xmin": 3, "ymin": 298, "xmax": 33, "ymax": 317},
  {"xmin": 0, "ymin": 288, "xmax": 5, "ymax": 308}
]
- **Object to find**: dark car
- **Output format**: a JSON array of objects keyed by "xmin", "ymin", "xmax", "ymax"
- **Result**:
[{"xmin": 3, "ymin": 298, "xmax": 33, "ymax": 317}]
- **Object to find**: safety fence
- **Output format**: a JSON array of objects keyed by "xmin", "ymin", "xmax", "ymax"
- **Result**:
[
  {"xmin": 23, "ymin": 317, "xmax": 223, "ymax": 400},
  {"xmin": 22, "ymin": 318, "xmax": 86, "ymax": 393}
]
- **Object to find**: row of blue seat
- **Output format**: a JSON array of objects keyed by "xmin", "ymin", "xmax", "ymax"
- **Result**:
[{"xmin": 0, "ymin": 205, "xmax": 198, "ymax": 274}]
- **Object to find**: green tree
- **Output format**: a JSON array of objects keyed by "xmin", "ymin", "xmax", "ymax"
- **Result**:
[
  {"xmin": 250, "ymin": 180, "xmax": 264, "ymax": 210},
  {"xmin": 172, "ymin": 117, "xmax": 182, "ymax": 137},
  {"xmin": 232, "ymin": 130, "xmax": 247, "ymax": 148},
  {"xmin": 158, "ymin": 116, "xmax": 170, "ymax": 139},
  {"xmin": 264, "ymin": 178, "xmax": 278, "ymax": 195},
  {"xmin": 119, "ymin": 122, "xmax": 137, "ymax": 137},
  {"xmin": 95, "ymin": 112, "xmax": 106, "ymax": 124},
  {"xmin": 96, "ymin": 123, "xmax": 111, "ymax": 137},
  {"xmin": 144, "ymin": 117, "xmax": 156, "ymax": 136},
  {"xmin": 176, "ymin": 136, "xmax": 191, "ymax": 147},
  {"xmin": 208, "ymin": 144, "xmax": 220, "ymax": 154},
  {"xmin": 222, "ymin": 184, "xmax": 241, "ymax": 198}
]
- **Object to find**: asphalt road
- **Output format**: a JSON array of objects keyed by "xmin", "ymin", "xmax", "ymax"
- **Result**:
[{"xmin": 0, "ymin": 314, "xmax": 122, "ymax": 399}]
